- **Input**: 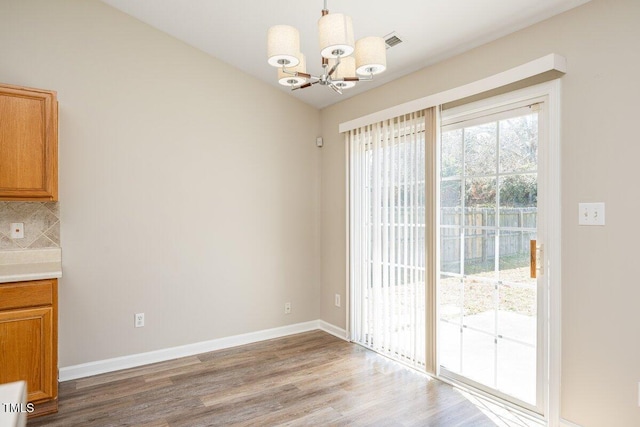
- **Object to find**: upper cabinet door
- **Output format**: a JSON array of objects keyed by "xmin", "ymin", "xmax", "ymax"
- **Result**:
[{"xmin": 0, "ymin": 83, "xmax": 58, "ymax": 201}]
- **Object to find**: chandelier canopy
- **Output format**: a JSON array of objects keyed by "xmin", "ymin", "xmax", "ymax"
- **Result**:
[{"xmin": 267, "ymin": 1, "xmax": 387, "ymax": 94}]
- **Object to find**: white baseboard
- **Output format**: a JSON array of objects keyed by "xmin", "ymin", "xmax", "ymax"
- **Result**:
[
  {"xmin": 59, "ymin": 320, "xmax": 346, "ymax": 382},
  {"xmin": 318, "ymin": 320, "xmax": 348, "ymax": 340},
  {"xmin": 560, "ymin": 419, "xmax": 583, "ymax": 427}
]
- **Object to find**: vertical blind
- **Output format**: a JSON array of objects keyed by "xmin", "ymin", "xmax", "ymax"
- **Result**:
[{"xmin": 349, "ymin": 110, "xmax": 427, "ymax": 369}]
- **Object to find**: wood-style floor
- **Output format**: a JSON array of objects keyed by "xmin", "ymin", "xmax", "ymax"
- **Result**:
[{"xmin": 28, "ymin": 331, "xmax": 533, "ymax": 427}]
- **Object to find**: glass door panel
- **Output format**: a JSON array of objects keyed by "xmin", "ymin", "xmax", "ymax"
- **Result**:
[
  {"xmin": 438, "ymin": 104, "xmax": 541, "ymax": 412},
  {"xmin": 497, "ymin": 339, "xmax": 537, "ymax": 404},
  {"xmin": 439, "ymin": 314, "xmax": 461, "ymax": 371},
  {"xmin": 462, "ymin": 328, "xmax": 496, "ymax": 386}
]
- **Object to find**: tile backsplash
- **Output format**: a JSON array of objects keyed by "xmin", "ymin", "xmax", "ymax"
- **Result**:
[{"xmin": 0, "ymin": 202, "xmax": 60, "ymax": 250}]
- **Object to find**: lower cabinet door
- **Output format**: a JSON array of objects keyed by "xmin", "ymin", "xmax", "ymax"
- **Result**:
[{"xmin": 0, "ymin": 306, "xmax": 55, "ymax": 402}]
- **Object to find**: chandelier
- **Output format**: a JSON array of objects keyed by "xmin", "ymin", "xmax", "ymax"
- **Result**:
[{"xmin": 267, "ymin": 1, "xmax": 387, "ymax": 94}]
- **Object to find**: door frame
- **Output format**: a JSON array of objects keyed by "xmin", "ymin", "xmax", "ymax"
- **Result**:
[
  {"xmin": 345, "ymin": 79, "xmax": 562, "ymax": 426},
  {"xmin": 434, "ymin": 80, "xmax": 561, "ymax": 425}
]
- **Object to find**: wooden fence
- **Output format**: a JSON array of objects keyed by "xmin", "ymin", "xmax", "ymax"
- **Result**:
[{"xmin": 441, "ymin": 207, "xmax": 537, "ymax": 272}]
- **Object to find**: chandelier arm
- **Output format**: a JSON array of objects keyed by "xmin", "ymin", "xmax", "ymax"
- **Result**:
[
  {"xmin": 355, "ymin": 74, "xmax": 374, "ymax": 82},
  {"xmin": 326, "ymin": 55, "xmax": 341, "ymax": 77},
  {"xmin": 282, "ymin": 69, "xmax": 313, "ymax": 80},
  {"xmin": 291, "ymin": 80, "xmax": 319, "ymax": 91}
]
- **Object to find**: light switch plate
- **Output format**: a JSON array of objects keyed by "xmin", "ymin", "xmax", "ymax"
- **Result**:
[
  {"xmin": 10, "ymin": 223, "xmax": 24, "ymax": 239},
  {"xmin": 578, "ymin": 203, "xmax": 605, "ymax": 226}
]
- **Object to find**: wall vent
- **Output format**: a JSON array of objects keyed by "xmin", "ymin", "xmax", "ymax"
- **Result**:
[{"xmin": 384, "ymin": 32, "xmax": 403, "ymax": 49}]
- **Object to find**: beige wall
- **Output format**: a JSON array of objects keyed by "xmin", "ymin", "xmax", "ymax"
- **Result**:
[
  {"xmin": 0, "ymin": 0, "xmax": 321, "ymax": 366},
  {"xmin": 320, "ymin": 0, "xmax": 640, "ymax": 425}
]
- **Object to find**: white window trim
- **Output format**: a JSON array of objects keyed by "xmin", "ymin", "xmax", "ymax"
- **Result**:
[{"xmin": 544, "ymin": 79, "xmax": 562, "ymax": 427}]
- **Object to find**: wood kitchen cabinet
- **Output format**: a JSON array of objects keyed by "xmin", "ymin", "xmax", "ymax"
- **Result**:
[
  {"xmin": 0, "ymin": 279, "xmax": 58, "ymax": 417},
  {"xmin": 0, "ymin": 83, "xmax": 58, "ymax": 201}
]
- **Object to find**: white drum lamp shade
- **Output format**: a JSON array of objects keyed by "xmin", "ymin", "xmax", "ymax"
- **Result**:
[
  {"xmin": 318, "ymin": 13, "xmax": 354, "ymax": 59},
  {"xmin": 355, "ymin": 36, "xmax": 387, "ymax": 75},
  {"xmin": 329, "ymin": 56, "xmax": 356, "ymax": 89},
  {"xmin": 267, "ymin": 25, "xmax": 301, "ymax": 67},
  {"xmin": 278, "ymin": 54, "xmax": 308, "ymax": 86}
]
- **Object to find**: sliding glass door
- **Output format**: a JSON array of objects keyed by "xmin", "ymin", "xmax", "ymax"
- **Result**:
[
  {"xmin": 438, "ymin": 102, "xmax": 544, "ymax": 413},
  {"xmin": 348, "ymin": 88, "xmax": 555, "ymax": 418}
]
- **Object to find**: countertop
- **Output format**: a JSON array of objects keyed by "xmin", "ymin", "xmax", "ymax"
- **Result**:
[{"xmin": 0, "ymin": 248, "xmax": 62, "ymax": 284}]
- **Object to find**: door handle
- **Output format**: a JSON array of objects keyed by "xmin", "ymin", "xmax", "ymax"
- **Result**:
[{"xmin": 530, "ymin": 240, "xmax": 543, "ymax": 278}]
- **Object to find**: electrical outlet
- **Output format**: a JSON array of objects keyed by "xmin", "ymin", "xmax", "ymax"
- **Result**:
[
  {"xmin": 284, "ymin": 302, "xmax": 291, "ymax": 314},
  {"xmin": 134, "ymin": 313, "xmax": 145, "ymax": 328},
  {"xmin": 335, "ymin": 294, "xmax": 341, "ymax": 307},
  {"xmin": 10, "ymin": 223, "xmax": 24, "ymax": 239}
]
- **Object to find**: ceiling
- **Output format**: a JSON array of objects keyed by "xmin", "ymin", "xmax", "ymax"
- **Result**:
[{"xmin": 99, "ymin": 0, "xmax": 590, "ymax": 109}]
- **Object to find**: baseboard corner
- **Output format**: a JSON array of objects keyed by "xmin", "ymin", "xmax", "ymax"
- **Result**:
[{"xmin": 317, "ymin": 320, "xmax": 348, "ymax": 340}]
